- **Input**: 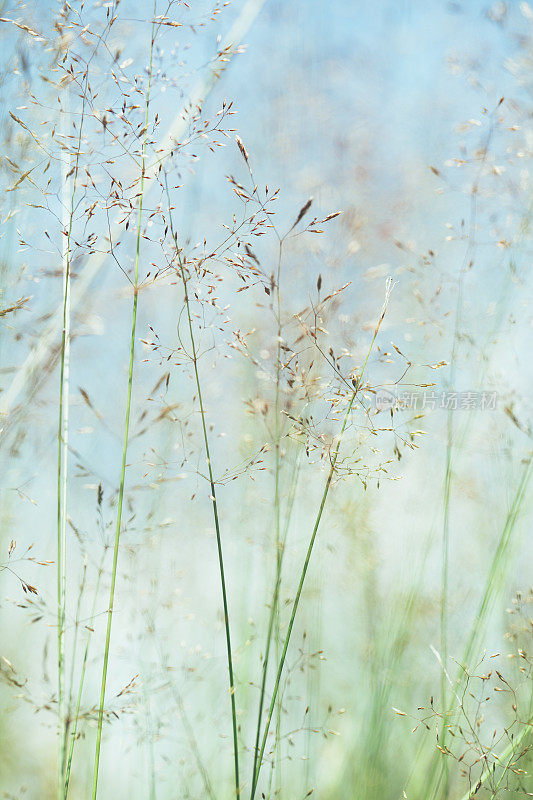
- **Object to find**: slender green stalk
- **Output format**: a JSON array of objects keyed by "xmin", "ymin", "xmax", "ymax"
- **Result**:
[
  {"xmin": 90, "ymin": 260, "xmax": 140, "ymax": 799},
  {"xmin": 56, "ymin": 102, "xmax": 70, "ymax": 797},
  {"xmin": 251, "ymin": 240, "xmax": 283, "ymax": 792},
  {"xmin": 57, "ymin": 78, "xmax": 87, "ymax": 795},
  {"xmin": 62, "ymin": 560, "xmax": 87, "ymax": 777},
  {"xmin": 165, "ymin": 671, "xmax": 217, "ymax": 800},
  {"xmin": 250, "ymin": 285, "xmax": 390, "ymax": 798},
  {"xmin": 165, "ymin": 184, "xmax": 240, "ymax": 798},
  {"xmin": 181, "ymin": 265, "xmax": 240, "ymax": 797},
  {"xmin": 440, "ymin": 397, "xmax": 453, "ymax": 799},
  {"xmin": 440, "ymin": 247, "xmax": 468, "ymax": 797},
  {"xmin": 64, "ymin": 632, "xmax": 90, "ymax": 797},
  {"xmin": 273, "ymin": 242, "xmax": 284, "ymax": 798},
  {"xmin": 423, "ymin": 456, "xmax": 532, "ymax": 800},
  {"xmin": 441, "ymin": 413, "xmax": 453, "ymax": 705},
  {"xmin": 144, "ymin": 690, "xmax": 156, "ymax": 800},
  {"xmin": 91, "ymin": 16, "xmax": 156, "ymax": 797},
  {"xmin": 303, "ymin": 571, "xmax": 324, "ymax": 791},
  {"xmin": 250, "ymin": 393, "xmax": 356, "ymax": 799},
  {"xmin": 251, "ymin": 448, "xmax": 300, "ymax": 796},
  {"xmin": 64, "ymin": 549, "xmax": 106, "ymax": 798},
  {"xmin": 66, "ymin": 563, "xmax": 87, "ymax": 721},
  {"xmin": 460, "ymin": 457, "xmax": 532, "ymax": 672},
  {"xmin": 439, "ymin": 124, "xmax": 494, "ymax": 798}
]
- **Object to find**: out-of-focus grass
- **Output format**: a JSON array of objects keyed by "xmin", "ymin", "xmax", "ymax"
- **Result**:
[{"xmin": 0, "ymin": 2, "xmax": 531, "ymax": 800}]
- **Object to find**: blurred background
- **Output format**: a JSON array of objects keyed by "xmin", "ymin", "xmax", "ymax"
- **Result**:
[{"xmin": 0, "ymin": 1, "xmax": 531, "ymax": 798}]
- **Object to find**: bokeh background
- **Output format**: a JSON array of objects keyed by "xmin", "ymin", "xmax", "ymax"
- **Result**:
[{"xmin": 0, "ymin": 1, "xmax": 531, "ymax": 798}]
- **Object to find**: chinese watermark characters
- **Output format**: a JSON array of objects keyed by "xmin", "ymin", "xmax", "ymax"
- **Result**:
[{"xmin": 374, "ymin": 389, "xmax": 498, "ymax": 412}]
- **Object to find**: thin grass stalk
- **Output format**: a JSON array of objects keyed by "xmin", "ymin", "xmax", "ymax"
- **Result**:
[
  {"xmin": 165, "ymin": 186, "xmax": 240, "ymax": 799},
  {"xmin": 251, "ymin": 239, "xmax": 283, "ymax": 791},
  {"xmin": 251, "ymin": 448, "xmax": 300, "ymax": 796},
  {"xmin": 273, "ymin": 615, "xmax": 282, "ymax": 798},
  {"xmin": 63, "ymin": 560, "xmax": 87, "ymax": 763},
  {"xmin": 441, "ymin": 409, "xmax": 453, "ymax": 712},
  {"xmin": 90, "ymin": 181, "xmax": 141, "ymax": 796},
  {"xmin": 179, "ymin": 262, "xmax": 240, "ymax": 798},
  {"xmin": 56, "ymin": 96, "xmax": 70, "ymax": 795},
  {"xmin": 440, "ymin": 368, "xmax": 455, "ymax": 800},
  {"xmin": 424, "ymin": 456, "xmax": 532, "ymax": 800},
  {"xmin": 57, "ymin": 78, "xmax": 87, "ymax": 793},
  {"xmin": 273, "ymin": 241, "xmax": 283, "ymax": 797},
  {"xmin": 90, "ymin": 14, "xmax": 156, "ymax": 796},
  {"xmin": 460, "ymin": 456, "xmax": 531, "ymax": 672},
  {"xmin": 165, "ymin": 673, "xmax": 217, "ymax": 800},
  {"xmin": 250, "ymin": 509, "xmax": 283, "ymax": 792},
  {"xmin": 303, "ymin": 570, "xmax": 324, "ymax": 791},
  {"xmin": 440, "ymin": 218, "xmax": 470, "ymax": 792},
  {"xmin": 439, "ymin": 124, "xmax": 494, "ymax": 798},
  {"xmin": 250, "ymin": 284, "xmax": 391, "ymax": 798},
  {"xmin": 66, "ymin": 568, "xmax": 85, "ymax": 716},
  {"xmin": 250, "ymin": 394, "xmax": 356, "ymax": 800},
  {"xmin": 64, "ymin": 548, "xmax": 106, "ymax": 799},
  {"xmin": 64, "ymin": 633, "xmax": 90, "ymax": 798},
  {"xmin": 144, "ymin": 691, "xmax": 156, "ymax": 800}
]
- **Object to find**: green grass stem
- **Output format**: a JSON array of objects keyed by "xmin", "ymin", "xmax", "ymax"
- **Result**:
[
  {"xmin": 250, "ymin": 283, "xmax": 391, "ymax": 798},
  {"xmin": 165, "ymin": 180, "xmax": 240, "ymax": 799},
  {"xmin": 90, "ymin": 13, "xmax": 156, "ymax": 795}
]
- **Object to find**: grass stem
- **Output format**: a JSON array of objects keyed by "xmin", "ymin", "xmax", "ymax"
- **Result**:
[
  {"xmin": 90, "ymin": 12, "xmax": 156, "ymax": 795},
  {"xmin": 250, "ymin": 281, "xmax": 391, "ymax": 798},
  {"xmin": 165, "ymin": 179, "xmax": 240, "ymax": 798}
]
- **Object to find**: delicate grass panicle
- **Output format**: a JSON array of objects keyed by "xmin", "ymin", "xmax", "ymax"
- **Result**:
[{"xmin": 0, "ymin": 2, "xmax": 531, "ymax": 800}]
